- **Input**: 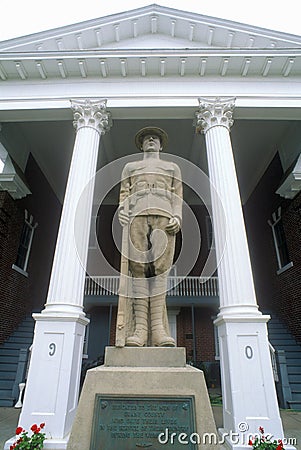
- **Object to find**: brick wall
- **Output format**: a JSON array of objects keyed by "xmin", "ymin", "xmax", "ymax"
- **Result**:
[
  {"xmin": 244, "ymin": 153, "xmax": 301, "ymax": 343},
  {"xmin": 0, "ymin": 191, "xmax": 29, "ymax": 342},
  {"xmin": 176, "ymin": 306, "xmax": 216, "ymax": 362},
  {"xmin": 272, "ymin": 192, "xmax": 301, "ymax": 341},
  {"xmin": 0, "ymin": 154, "xmax": 61, "ymax": 344},
  {"xmin": 109, "ymin": 306, "xmax": 117, "ymax": 346},
  {"xmin": 18, "ymin": 154, "xmax": 61, "ymax": 311}
]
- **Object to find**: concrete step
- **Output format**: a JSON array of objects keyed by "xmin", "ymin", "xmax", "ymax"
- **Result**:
[
  {"xmin": 284, "ymin": 351, "xmax": 301, "ymax": 359},
  {"xmin": 0, "ymin": 371, "xmax": 15, "ymax": 380},
  {"xmin": 287, "ymin": 400, "xmax": 301, "ymax": 411},
  {"xmin": 0, "ymin": 355, "xmax": 18, "ymax": 364},
  {"xmin": 0, "ymin": 397, "xmax": 15, "ymax": 407},
  {"xmin": 16, "ymin": 321, "xmax": 34, "ymax": 331},
  {"xmin": 0, "ymin": 363, "xmax": 17, "ymax": 372},
  {"xmin": 266, "ymin": 312, "xmax": 301, "ymax": 410},
  {"xmin": 274, "ymin": 344, "xmax": 301, "ymax": 352},
  {"xmin": 269, "ymin": 330, "xmax": 293, "ymax": 337},
  {"xmin": 270, "ymin": 336, "xmax": 299, "ymax": 344},
  {"xmin": 285, "ymin": 358, "xmax": 301, "ymax": 365},
  {"xmin": 17, "ymin": 319, "xmax": 34, "ymax": 326},
  {"xmin": 0, "ymin": 389, "xmax": 14, "ymax": 398},
  {"xmin": 0, "ymin": 380, "xmax": 14, "ymax": 389},
  {"xmin": 15, "ymin": 329, "xmax": 34, "ymax": 336},
  {"xmin": 268, "ymin": 324, "xmax": 287, "ymax": 337},
  {"xmin": 6, "ymin": 336, "xmax": 33, "ymax": 344},
  {"xmin": 291, "ymin": 391, "xmax": 301, "ymax": 401},
  {"xmin": 287, "ymin": 366, "xmax": 301, "ymax": 374},
  {"xmin": 17, "ymin": 321, "xmax": 34, "ymax": 327},
  {"xmin": 0, "ymin": 348, "xmax": 20, "ymax": 357},
  {"xmin": 268, "ymin": 319, "xmax": 286, "ymax": 326},
  {"xmin": 0, "ymin": 315, "xmax": 34, "ymax": 407},
  {"xmin": 0, "ymin": 342, "xmax": 29, "ymax": 350},
  {"xmin": 289, "ymin": 373, "xmax": 301, "ymax": 382}
]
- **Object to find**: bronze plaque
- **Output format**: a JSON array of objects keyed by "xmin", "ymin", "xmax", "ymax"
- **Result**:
[{"xmin": 90, "ymin": 395, "xmax": 197, "ymax": 449}]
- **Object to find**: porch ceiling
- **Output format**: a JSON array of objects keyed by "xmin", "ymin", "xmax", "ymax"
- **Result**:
[{"xmin": 14, "ymin": 116, "xmax": 292, "ymax": 205}]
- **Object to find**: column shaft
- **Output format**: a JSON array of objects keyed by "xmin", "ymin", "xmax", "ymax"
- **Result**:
[
  {"xmin": 194, "ymin": 98, "xmax": 287, "ymax": 448},
  {"xmin": 46, "ymin": 126, "xmax": 100, "ymax": 313},
  {"xmin": 205, "ymin": 124, "xmax": 258, "ymax": 315},
  {"xmin": 13, "ymin": 99, "xmax": 112, "ymax": 446}
]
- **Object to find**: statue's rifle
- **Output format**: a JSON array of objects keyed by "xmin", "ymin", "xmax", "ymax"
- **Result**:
[{"xmin": 115, "ymin": 184, "xmax": 130, "ymax": 348}]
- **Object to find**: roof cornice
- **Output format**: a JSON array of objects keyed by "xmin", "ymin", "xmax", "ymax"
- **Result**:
[
  {"xmin": 0, "ymin": 50, "xmax": 300, "ymax": 81},
  {"xmin": 1, "ymin": 48, "xmax": 300, "ymax": 59}
]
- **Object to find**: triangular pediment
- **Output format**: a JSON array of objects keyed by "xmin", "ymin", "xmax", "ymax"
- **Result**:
[
  {"xmin": 0, "ymin": 4, "xmax": 300, "ymax": 52},
  {"xmin": 100, "ymin": 34, "xmax": 214, "ymax": 50}
]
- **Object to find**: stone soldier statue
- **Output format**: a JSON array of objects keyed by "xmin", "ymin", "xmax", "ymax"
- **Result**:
[{"xmin": 117, "ymin": 126, "xmax": 182, "ymax": 347}]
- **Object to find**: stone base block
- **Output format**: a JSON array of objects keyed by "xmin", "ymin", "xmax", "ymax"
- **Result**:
[
  {"xmin": 67, "ymin": 347, "xmax": 218, "ymax": 449},
  {"xmin": 104, "ymin": 345, "xmax": 187, "ymax": 367}
]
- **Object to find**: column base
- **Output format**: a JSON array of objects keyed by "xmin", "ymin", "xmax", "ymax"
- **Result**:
[
  {"xmin": 41, "ymin": 303, "xmax": 86, "ymax": 317},
  {"xmin": 215, "ymin": 313, "xmax": 296, "ymax": 449},
  {"xmin": 217, "ymin": 304, "xmax": 261, "ymax": 318},
  {"xmin": 17, "ymin": 312, "xmax": 89, "ymax": 441}
]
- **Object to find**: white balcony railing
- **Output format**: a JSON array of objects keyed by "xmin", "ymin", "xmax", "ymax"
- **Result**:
[{"xmin": 84, "ymin": 276, "xmax": 219, "ymax": 297}]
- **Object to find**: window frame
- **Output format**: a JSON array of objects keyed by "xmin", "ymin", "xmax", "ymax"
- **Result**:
[
  {"xmin": 12, "ymin": 210, "xmax": 38, "ymax": 276},
  {"xmin": 205, "ymin": 215, "xmax": 215, "ymax": 251},
  {"xmin": 268, "ymin": 207, "xmax": 293, "ymax": 274}
]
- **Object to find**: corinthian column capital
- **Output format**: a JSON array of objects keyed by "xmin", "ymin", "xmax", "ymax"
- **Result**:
[
  {"xmin": 71, "ymin": 98, "xmax": 112, "ymax": 135},
  {"xmin": 195, "ymin": 97, "xmax": 235, "ymax": 133}
]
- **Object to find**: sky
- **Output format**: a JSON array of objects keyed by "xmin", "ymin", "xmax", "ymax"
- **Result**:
[{"xmin": 0, "ymin": 0, "xmax": 300, "ymax": 42}]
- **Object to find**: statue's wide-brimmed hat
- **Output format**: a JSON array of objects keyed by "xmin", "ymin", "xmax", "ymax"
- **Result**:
[{"xmin": 135, "ymin": 126, "xmax": 168, "ymax": 150}]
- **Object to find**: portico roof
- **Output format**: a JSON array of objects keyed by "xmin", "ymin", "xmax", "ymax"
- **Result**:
[
  {"xmin": 0, "ymin": 4, "xmax": 301, "ymax": 81},
  {"xmin": 0, "ymin": 5, "xmax": 301, "ymax": 206}
]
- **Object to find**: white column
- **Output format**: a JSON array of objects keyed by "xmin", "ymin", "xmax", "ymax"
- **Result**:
[
  {"xmin": 45, "ymin": 99, "xmax": 111, "ymax": 316},
  {"xmin": 195, "ymin": 98, "xmax": 290, "ymax": 450},
  {"xmin": 12, "ymin": 99, "xmax": 112, "ymax": 449}
]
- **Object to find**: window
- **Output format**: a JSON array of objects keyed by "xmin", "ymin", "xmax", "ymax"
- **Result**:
[
  {"xmin": 13, "ymin": 211, "xmax": 37, "ymax": 275},
  {"xmin": 0, "ymin": 143, "xmax": 8, "ymax": 173},
  {"xmin": 205, "ymin": 215, "xmax": 215, "ymax": 250},
  {"xmin": 213, "ymin": 317, "xmax": 220, "ymax": 360},
  {"xmin": 268, "ymin": 207, "xmax": 292, "ymax": 274}
]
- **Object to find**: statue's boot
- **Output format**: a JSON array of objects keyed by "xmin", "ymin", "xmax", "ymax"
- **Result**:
[
  {"xmin": 150, "ymin": 295, "xmax": 175, "ymax": 347},
  {"xmin": 126, "ymin": 298, "xmax": 148, "ymax": 346}
]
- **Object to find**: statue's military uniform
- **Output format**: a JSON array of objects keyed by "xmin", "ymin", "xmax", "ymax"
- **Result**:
[
  {"xmin": 118, "ymin": 127, "xmax": 183, "ymax": 347},
  {"xmin": 120, "ymin": 159, "xmax": 182, "ymax": 220},
  {"xmin": 119, "ymin": 157, "xmax": 182, "ymax": 276}
]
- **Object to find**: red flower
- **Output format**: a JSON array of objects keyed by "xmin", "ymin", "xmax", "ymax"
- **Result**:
[
  {"xmin": 15, "ymin": 427, "xmax": 23, "ymax": 435},
  {"xmin": 30, "ymin": 424, "xmax": 38, "ymax": 432},
  {"xmin": 259, "ymin": 426, "xmax": 264, "ymax": 434},
  {"xmin": 276, "ymin": 439, "xmax": 284, "ymax": 450},
  {"xmin": 248, "ymin": 439, "xmax": 253, "ymax": 446},
  {"xmin": 34, "ymin": 427, "xmax": 41, "ymax": 434},
  {"xmin": 40, "ymin": 422, "xmax": 45, "ymax": 429}
]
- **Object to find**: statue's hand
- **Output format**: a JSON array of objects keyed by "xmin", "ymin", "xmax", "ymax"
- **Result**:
[
  {"xmin": 165, "ymin": 217, "xmax": 181, "ymax": 234},
  {"xmin": 118, "ymin": 209, "xmax": 129, "ymax": 227}
]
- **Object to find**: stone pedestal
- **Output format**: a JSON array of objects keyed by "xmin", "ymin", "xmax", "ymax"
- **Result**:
[{"xmin": 67, "ymin": 347, "xmax": 217, "ymax": 449}]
